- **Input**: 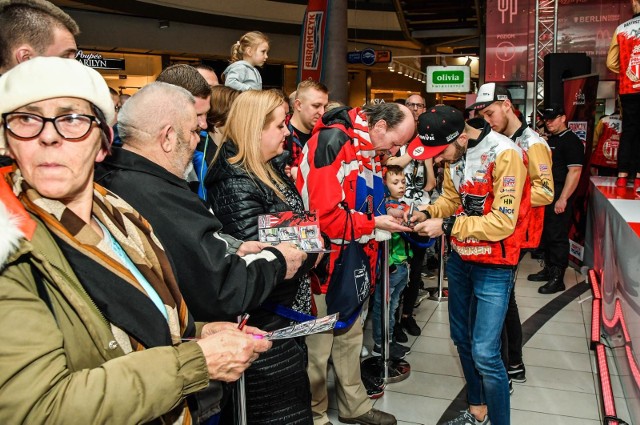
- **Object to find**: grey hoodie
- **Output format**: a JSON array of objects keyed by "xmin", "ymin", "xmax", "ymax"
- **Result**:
[{"xmin": 223, "ymin": 60, "xmax": 262, "ymax": 91}]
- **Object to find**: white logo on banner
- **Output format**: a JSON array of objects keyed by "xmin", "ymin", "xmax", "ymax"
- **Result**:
[{"xmin": 498, "ymin": 0, "xmax": 518, "ymax": 24}]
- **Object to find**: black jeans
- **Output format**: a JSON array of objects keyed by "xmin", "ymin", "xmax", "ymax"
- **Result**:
[
  {"xmin": 501, "ymin": 287, "xmax": 523, "ymax": 368},
  {"xmin": 619, "ymin": 94, "xmax": 640, "ymax": 177},
  {"xmin": 402, "ymin": 244, "xmax": 427, "ymax": 316},
  {"xmin": 542, "ymin": 191, "xmax": 574, "ymax": 269}
]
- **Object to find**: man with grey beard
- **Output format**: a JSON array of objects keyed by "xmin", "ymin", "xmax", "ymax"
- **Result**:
[{"xmin": 95, "ymin": 82, "xmax": 307, "ymax": 324}]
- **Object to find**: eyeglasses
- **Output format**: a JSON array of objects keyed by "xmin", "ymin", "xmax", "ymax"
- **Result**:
[
  {"xmin": 406, "ymin": 102, "xmax": 425, "ymax": 109},
  {"xmin": 2, "ymin": 112, "xmax": 101, "ymax": 140}
]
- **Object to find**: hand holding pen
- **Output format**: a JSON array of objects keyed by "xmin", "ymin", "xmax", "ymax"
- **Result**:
[
  {"xmin": 198, "ymin": 320, "xmax": 267, "ymax": 339},
  {"xmin": 402, "ymin": 203, "xmax": 416, "ymax": 227},
  {"xmin": 194, "ymin": 315, "xmax": 272, "ymax": 382}
]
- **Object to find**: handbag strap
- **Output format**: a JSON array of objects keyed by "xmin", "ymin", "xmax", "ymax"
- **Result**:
[
  {"xmin": 261, "ymin": 301, "xmax": 362, "ymax": 330},
  {"xmin": 338, "ymin": 202, "xmax": 357, "ymax": 249}
]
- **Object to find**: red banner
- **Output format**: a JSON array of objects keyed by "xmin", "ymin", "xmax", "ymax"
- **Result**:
[
  {"xmin": 297, "ymin": 0, "xmax": 330, "ymax": 82},
  {"xmin": 485, "ymin": 0, "xmax": 532, "ymax": 82},
  {"xmin": 564, "ymin": 74, "xmax": 599, "ymax": 266},
  {"xmin": 485, "ymin": 0, "xmax": 632, "ymax": 83}
]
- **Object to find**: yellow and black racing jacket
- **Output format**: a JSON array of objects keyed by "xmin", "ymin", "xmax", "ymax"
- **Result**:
[{"xmin": 426, "ymin": 127, "xmax": 531, "ymax": 267}]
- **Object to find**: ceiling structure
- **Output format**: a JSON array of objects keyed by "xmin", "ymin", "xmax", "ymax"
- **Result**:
[
  {"xmin": 52, "ymin": 0, "xmax": 483, "ymax": 57},
  {"xmin": 393, "ymin": 0, "xmax": 483, "ymax": 55}
]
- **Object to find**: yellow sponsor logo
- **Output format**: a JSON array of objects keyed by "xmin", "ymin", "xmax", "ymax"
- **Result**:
[{"xmin": 453, "ymin": 244, "xmax": 492, "ymax": 256}]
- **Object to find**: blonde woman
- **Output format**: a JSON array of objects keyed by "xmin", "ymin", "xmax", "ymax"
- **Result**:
[{"xmin": 205, "ymin": 90, "xmax": 318, "ymax": 424}]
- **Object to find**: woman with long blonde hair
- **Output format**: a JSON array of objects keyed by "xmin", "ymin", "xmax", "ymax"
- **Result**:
[{"xmin": 205, "ymin": 89, "xmax": 317, "ymax": 424}]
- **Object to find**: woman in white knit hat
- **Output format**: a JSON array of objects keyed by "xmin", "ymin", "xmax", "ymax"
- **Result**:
[{"xmin": 0, "ymin": 56, "xmax": 271, "ymax": 425}]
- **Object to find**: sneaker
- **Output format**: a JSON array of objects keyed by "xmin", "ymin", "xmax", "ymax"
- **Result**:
[
  {"xmin": 394, "ymin": 323, "xmax": 408, "ymax": 343},
  {"xmin": 361, "ymin": 373, "xmax": 385, "ymax": 399},
  {"xmin": 361, "ymin": 345, "xmax": 369, "ymax": 358},
  {"xmin": 441, "ymin": 409, "xmax": 490, "ymax": 425},
  {"xmin": 421, "ymin": 270, "xmax": 437, "ymax": 279},
  {"xmin": 508, "ymin": 364, "xmax": 527, "ymax": 383},
  {"xmin": 401, "ymin": 315, "xmax": 422, "ymax": 336},
  {"xmin": 339, "ymin": 408, "xmax": 397, "ymax": 425},
  {"xmin": 392, "ymin": 342, "xmax": 411, "ymax": 356},
  {"xmin": 509, "ymin": 379, "xmax": 514, "ymax": 395},
  {"xmin": 414, "ymin": 291, "xmax": 430, "ymax": 308},
  {"xmin": 371, "ymin": 342, "xmax": 410, "ymax": 359}
]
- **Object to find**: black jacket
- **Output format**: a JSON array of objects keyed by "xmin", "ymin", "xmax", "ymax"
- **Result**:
[
  {"xmin": 94, "ymin": 147, "xmax": 287, "ymax": 322},
  {"xmin": 205, "ymin": 142, "xmax": 316, "ymax": 325},
  {"xmin": 205, "ymin": 143, "xmax": 314, "ymax": 425},
  {"xmin": 205, "ymin": 142, "xmax": 294, "ymax": 241}
]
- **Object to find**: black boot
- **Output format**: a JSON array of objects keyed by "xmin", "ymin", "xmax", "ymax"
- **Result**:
[
  {"xmin": 527, "ymin": 265, "xmax": 550, "ymax": 282},
  {"xmin": 538, "ymin": 266, "xmax": 566, "ymax": 294}
]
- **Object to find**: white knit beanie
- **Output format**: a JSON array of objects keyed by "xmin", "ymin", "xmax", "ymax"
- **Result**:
[{"xmin": 0, "ymin": 57, "xmax": 115, "ymax": 153}]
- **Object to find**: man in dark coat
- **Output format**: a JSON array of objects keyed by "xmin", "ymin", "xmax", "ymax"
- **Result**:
[{"xmin": 95, "ymin": 81, "xmax": 307, "ymax": 322}]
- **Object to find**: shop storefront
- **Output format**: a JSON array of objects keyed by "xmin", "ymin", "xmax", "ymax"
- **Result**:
[{"xmin": 75, "ymin": 50, "xmax": 163, "ymax": 95}]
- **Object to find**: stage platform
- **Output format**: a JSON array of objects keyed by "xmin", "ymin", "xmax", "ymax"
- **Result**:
[{"xmin": 586, "ymin": 176, "xmax": 640, "ymax": 424}]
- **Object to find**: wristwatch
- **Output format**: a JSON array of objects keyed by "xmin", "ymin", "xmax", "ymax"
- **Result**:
[{"xmin": 441, "ymin": 216, "xmax": 456, "ymax": 236}]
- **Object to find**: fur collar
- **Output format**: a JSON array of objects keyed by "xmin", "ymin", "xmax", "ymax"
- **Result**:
[{"xmin": 0, "ymin": 201, "xmax": 25, "ymax": 268}]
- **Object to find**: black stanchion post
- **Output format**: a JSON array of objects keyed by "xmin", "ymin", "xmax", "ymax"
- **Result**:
[{"xmin": 428, "ymin": 234, "xmax": 448, "ymax": 301}]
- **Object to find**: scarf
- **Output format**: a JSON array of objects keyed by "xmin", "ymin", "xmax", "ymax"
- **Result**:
[
  {"xmin": 274, "ymin": 176, "xmax": 312, "ymax": 315},
  {"xmin": 10, "ymin": 170, "xmax": 191, "ymax": 351},
  {"xmin": 348, "ymin": 109, "xmax": 387, "ymax": 217}
]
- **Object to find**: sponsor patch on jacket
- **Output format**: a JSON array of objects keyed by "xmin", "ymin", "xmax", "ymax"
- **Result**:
[
  {"xmin": 542, "ymin": 179, "xmax": 553, "ymax": 196},
  {"xmin": 503, "ymin": 176, "xmax": 516, "ymax": 187},
  {"xmin": 500, "ymin": 194, "xmax": 515, "ymax": 205},
  {"xmin": 453, "ymin": 244, "xmax": 492, "ymax": 256},
  {"xmin": 499, "ymin": 206, "xmax": 515, "ymax": 218},
  {"xmin": 473, "ymin": 171, "xmax": 487, "ymax": 182}
]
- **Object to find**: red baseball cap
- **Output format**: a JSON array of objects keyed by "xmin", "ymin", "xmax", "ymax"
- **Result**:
[{"xmin": 407, "ymin": 105, "xmax": 465, "ymax": 160}]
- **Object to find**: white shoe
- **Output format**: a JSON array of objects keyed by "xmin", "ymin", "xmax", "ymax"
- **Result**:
[{"xmin": 361, "ymin": 345, "xmax": 369, "ymax": 358}]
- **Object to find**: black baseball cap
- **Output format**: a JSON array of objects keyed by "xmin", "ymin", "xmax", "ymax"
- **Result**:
[
  {"xmin": 407, "ymin": 105, "xmax": 465, "ymax": 160},
  {"xmin": 540, "ymin": 104, "xmax": 565, "ymax": 120},
  {"xmin": 467, "ymin": 83, "xmax": 513, "ymax": 111}
]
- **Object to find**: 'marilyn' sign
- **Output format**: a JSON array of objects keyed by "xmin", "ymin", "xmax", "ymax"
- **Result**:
[{"xmin": 76, "ymin": 50, "xmax": 125, "ymax": 70}]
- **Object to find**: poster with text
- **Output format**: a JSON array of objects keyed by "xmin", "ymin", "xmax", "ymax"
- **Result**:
[
  {"xmin": 564, "ymin": 74, "xmax": 599, "ymax": 267},
  {"xmin": 557, "ymin": 0, "xmax": 633, "ymax": 80}
]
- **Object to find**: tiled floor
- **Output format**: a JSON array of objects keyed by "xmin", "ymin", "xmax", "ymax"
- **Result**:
[{"xmin": 322, "ymin": 254, "xmax": 630, "ymax": 424}]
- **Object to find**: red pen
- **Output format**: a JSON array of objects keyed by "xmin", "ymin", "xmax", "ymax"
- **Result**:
[{"xmin": 237, "ymin": 313, "xmax": 250, "ymax": 330}]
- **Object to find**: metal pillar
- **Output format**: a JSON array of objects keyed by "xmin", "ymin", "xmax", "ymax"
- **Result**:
[
  {"xmin": 532, "ymin": 0, "xmax": 558, "ymax": 115},
  {"xmin": 323, "ymin": 0, "xmax": 348, "ymax": 105},
  {"xmin": 427, "ymin": 235, "xmax": 448, "ymax": 302}
]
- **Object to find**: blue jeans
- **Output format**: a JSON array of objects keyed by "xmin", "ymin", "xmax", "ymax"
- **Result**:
[
  {"xmin": 372, "ymin": 263, "xmax": 409, "ymax": 346},
  {"xmin": 447, "ymin": 251, "xmax": 514, "ymax": 425}
]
